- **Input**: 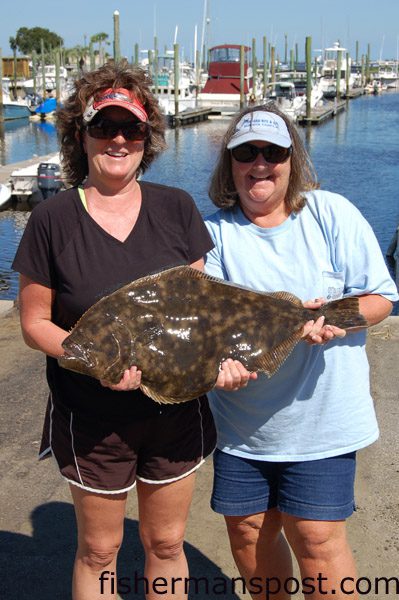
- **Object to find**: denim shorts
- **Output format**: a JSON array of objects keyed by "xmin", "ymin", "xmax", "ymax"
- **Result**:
[{"xmin": 211, "ymin": 448, "xmax": 356, "ymax": 520}]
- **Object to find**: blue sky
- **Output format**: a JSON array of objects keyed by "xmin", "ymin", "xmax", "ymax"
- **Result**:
[{"xmin": 1, "ymin": 0, "xmax": 399, "ymax": 63}]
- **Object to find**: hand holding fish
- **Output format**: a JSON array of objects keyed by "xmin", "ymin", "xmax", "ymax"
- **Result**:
[
  {"xmin": 100, "ymin": 365, "xmax": 142, "ymax": 391},
  {"xmin": 302, "ymin": 299, "xmax": 347, "ymax": 345},
  {"xmin": 216, "ymin": 358, "xmax": 258, "ymax": 391}
]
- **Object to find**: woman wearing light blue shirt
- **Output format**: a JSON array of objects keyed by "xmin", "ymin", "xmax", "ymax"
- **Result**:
[{"xmin": 205, "ymin": 105, "xmax": 398, "ymax": 600}]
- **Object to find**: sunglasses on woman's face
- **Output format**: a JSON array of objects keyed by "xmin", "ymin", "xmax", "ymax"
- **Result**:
[
  {"xmin": 231, "ymin": 143, "xmax": 292, "ymax": 164},
  {"xmin": 85, "ymin": 119, "xmax": 150, "ymax": 141}
]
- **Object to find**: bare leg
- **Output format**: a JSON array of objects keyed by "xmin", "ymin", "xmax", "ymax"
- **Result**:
[
  {"xmin": 283, "ymin": 516, "xmax": 358, "ymax": 600},
  {"xmin": 70, "ymin": 484, "xmax": 127, "ymax": 600},
  {"xmin": 137, "ymin": 473, "xmax": 196, "ymax": 600},
  {"xmin": 225, "ymin": 508, "xmax": 293, "ymax": 600}
]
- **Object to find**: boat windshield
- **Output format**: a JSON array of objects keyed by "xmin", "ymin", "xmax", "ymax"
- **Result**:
[{"xmin": 210, "ymin": 47, "xmax": 242, "ymax": 62}]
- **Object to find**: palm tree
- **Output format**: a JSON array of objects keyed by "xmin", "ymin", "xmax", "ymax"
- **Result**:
[{"xmin": 90, "ymin": 33, "xmax": 110, "ymax": 66}]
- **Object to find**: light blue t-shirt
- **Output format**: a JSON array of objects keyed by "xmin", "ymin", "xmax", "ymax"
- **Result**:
[{"xmin": 205, "ymin": 190, "xmax": 399, "ymax": 461}]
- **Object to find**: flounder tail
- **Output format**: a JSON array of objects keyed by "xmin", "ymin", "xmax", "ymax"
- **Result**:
[{"xmin": 316, "ymin": 297, "xmax": 368, "ymax": 329}]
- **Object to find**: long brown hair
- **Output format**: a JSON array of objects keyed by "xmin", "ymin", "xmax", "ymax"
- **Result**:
[
  {"xmin": 56, "ymin": 61, "xmax": 166, "ymax": 186},
  {"xmin": 208, "ymin": 103, "xmax": 319, "ymax": 212}
]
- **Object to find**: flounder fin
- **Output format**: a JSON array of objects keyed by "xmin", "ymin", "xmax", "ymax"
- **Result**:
[
  {"xmin": 318, "ymin": 297, "xmax": 368, "ymax": 329},
  {"xmin": 139, "ymin": 383, "xmax": 194, "ymax": 405},
  {"xmin": 250, "ymin": 328, "xmax": 303, "ymax": 377},
  {"xmin": 266, "ymin": 291, "xmax": 303, "ymax": 306}
]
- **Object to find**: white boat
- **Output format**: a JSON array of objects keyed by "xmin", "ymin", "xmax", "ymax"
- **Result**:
[
  {"xmin": 268, "ymin": 81, "xmax": 306, "ymax": 121},
  {"xmin": 9, "ymin": 153, "xmax": 61, "ymax": 203},
  {"xmin": 268, "ymin": 77, "xmax": 324, "ymax": 121},
  {"xmin": 150, "ymin": 54, "xmax": 197, "ymax": 116},
  {"xmin": 0, "ymin": 183, "xmax": 12, "ymax": 209},
  {"xmin": 1, "ymin": 78, "xmax": 37, "ymax": 120},
  {"xmin": 377, "ymin": 67, "xmax": 398, "ymax": 88},
  {"xmin": 22, "ymin": 64, "xmax": 68, "ymax": 96},
  {"xmin": 319, "ymin": 42, "xmax": 360, "ymax": 98}
]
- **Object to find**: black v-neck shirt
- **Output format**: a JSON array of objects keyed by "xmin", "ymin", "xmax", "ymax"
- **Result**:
[{"xmin": 13, "ymin": 182, "xmax": 214, "ymax": 417}]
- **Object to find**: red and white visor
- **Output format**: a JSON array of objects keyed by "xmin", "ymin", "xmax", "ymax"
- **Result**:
[{"xmin": 83, "ymin": 88, "xmax": 148, "ymax": 123}]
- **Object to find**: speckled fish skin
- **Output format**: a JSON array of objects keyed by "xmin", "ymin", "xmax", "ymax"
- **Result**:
[{"xmin": 58, "ymin": 265, "xmax": 367, "ymax": 404}]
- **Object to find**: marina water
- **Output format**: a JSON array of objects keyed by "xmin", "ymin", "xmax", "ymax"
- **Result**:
[{"xmin": 1, "ymin": 92, "xmax": 398, "ymax": 311}]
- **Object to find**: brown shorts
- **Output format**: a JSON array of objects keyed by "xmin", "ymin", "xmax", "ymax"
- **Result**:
[{"xmin": 40, "ymin": 394, "xmax": 216, "ymax": 494}]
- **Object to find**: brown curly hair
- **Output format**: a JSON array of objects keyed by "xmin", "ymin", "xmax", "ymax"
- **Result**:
[
  {"xmin": 56, "ymin": 61, "xmax": 166, "ymax": 186},
  {"xmin": 208, "ymin": 103, "xmax": 319, "ymax": 213}
]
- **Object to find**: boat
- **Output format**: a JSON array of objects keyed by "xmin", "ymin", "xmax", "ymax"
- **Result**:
[
  {"xmin": 268, "ymin": 81, "xmax": 305, "ymax": 121},
  {"xmin": 150, "ymin": 53, "xmax": 197, "ymax": 116},
  {"xmin": 34, "ymin": 97, "xmax": 58, "ymax": 118},
  {"xmin": 1, "ymin": 78, "xmax": 38, "ymax": 120},
  {"xmin": 0, "ymin": 183, "xmax": 12, "ymax": 210},
  {"xmin": 9, "ymin": 153, "xmax": 63, "ymax": 204},
  {"xmin": 197, "ymin": 44, "xmax": 253, "ymax": 112},
  {"xmin": 319, "ymin": 42, "xmax": 361, "ymax": 98},
  {"xmin": 22, "ymin": 64, "xmax": 68, "ymax": 97},
  {"xmin": 267, "ymin": 75, "xmax": 324, "ymax": 121}
]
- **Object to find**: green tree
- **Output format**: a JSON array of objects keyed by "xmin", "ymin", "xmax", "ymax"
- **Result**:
[
  {"xmin": 11, "ymin": 27, "xmax": 63, "ymax": 55},
  {"xmin": 90, "ymin": 32, "xmax": 110, "ymax": 64}
]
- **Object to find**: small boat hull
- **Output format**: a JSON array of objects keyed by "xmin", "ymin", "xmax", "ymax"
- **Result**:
[{"xmin": 2, "ymin": 103, "xmax": 33, "ymax": 120}]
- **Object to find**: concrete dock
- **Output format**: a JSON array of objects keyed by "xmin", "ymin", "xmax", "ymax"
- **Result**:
[{"xmin": 0, "ymin": 301, "xmax": 398, "ymax": 599}]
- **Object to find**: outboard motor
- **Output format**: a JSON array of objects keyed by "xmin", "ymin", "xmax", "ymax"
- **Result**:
[{"xmin": 37, "ymin": 162, "xmax": 63, "ymax": 200}]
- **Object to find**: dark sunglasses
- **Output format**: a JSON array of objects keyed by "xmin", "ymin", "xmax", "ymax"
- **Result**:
[
  {"xmin": 85, "ymin": 119, "xmax": 150, "ymax": 141},
  {"xmin": 231, "ymin": 143, "xmax": 292, "ymax": 164}
]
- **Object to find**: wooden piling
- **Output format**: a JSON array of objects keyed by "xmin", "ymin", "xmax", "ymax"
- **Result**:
[
  {"xmin": 55, "ymin": 51, "xmax": 60, "ymax": 102},
  {"xmin": 336, "ymin": 49, "xmax": 342, "ymax": 100},
  {"xmin": 263, "ymin": 36, "xmax": 268, "ymax": 99},
  {"xmin": 40, "ymin": 39, "xmax": 46, "ymax": 99},
  {"xmin": 252, "ymin": 38, "xmax": 257, "ymax": 95},
  {"xmin": 270, "ymin": 46, "xmax": 275, "ymax": 86},
  {"xmin": 113, "ymin": 10, "xmax": 120, "ymax": 62},
  {"xmin": 240, "ymin": 45, "xmax": 245, "ymax": 108},
  {"xmin": 305, "ymin": 37, "xmax": 312, "ymax": 119},
  {"xmin": 174, "ymin": 43, "xmax": 179, "ymax": 118},
  {"xmin": 32, "ymin": 51, "xmax": 37, "ymax": 96},
  {"xmin": 154, "ymin": 37, "xmax": 159, "ymax": 96}
]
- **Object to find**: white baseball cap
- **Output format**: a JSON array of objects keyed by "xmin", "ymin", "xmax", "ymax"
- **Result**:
[{"xmin": 227, "ymin": 111, "xmax": 292, "ymax": 149}]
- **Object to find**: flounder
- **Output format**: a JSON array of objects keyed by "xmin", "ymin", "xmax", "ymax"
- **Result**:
[{"xmin": 58, "ymin": 265, "xmax": 367, "ymax": 404}]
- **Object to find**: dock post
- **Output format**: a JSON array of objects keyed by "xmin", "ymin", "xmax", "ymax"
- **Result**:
[
  {"xmin": 55, "ymin": 51, "xmax": 60, "ymax": 103},
  {"xmin": 305, "ymin": 36, "xmax": 312, "ymax": 119},
  {"xmin": 113, "ymin": 10, "xmax": 121, "ymax": 62},
  {"xmin": 361, "ymin": 55, "xmax": 365, "ymax": 87},
  {"xmin": 32, "ymin": 50, "xmax": 37, "ymax": 96},
  {"xmin": 263, "ymin": 36, "xmax": 268, "ymax": 99},
  {"xmin": 195, "ymin": 48, "xmax": 201, "ymax": 106},
  {"xmin": 290, "ymin": 49, "xmax": 295, "ymax": 73},
  {"xmin": 252, "ymin": 38, "xmax": 257, "ymax": 97},
  {"xmin": 41, "ymin": 38, "xmax": 46, "ymax": 99},
  {"xmin": 134, "ymin": 43, "xmax": 139, "ymax": 66},
  {"xmin": 336, "ymin": 49, "xmax": 342, "ymax": 100},
  {"xmin": 270, "ymin": 46, "xmax": 276, "ymax": 87},
  {"xmin": 366, "ymin": 44, "xmax": 371, "ymax": 83},
  {"xmin": 154, "ymin": 37, "xmax": 159, "ymax": 97},
  {"xmin": 345, "ymin": 52, "xmax": 350, "ymax": 98},
  {"xmin": 284, "ymin": 34, "xmax": 288, "ymax": 66},
  {"xmin": 356, "ymin": 41, "xmax": 359, "ymax": 66},
  {"xmin": 174, "ymin": 43, "xmax": 180, "ymax": 120},
  {"xmin": 240, "ymin": 45, "xmax": 245, "ymax": 108}
]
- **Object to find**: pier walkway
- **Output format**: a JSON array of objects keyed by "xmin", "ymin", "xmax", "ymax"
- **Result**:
[{"xmin": 0, "ymin": 302, "xmax": 398, "ymax": 599}]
